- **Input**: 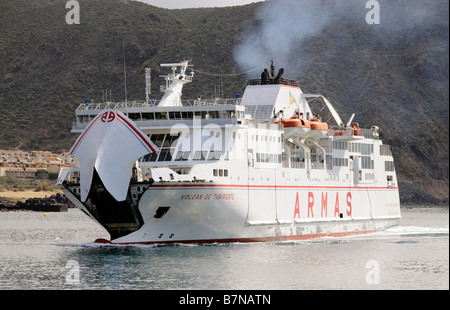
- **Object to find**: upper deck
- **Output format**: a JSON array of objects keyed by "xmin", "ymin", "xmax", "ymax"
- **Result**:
[{"xmin": 72, "ymin": 98, "xmax": 246, "ymax": 132}]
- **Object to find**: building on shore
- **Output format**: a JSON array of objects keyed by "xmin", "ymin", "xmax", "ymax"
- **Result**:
[{"xmin": 0, "ymin": 150, "xmax": 78, "ymax": 177}]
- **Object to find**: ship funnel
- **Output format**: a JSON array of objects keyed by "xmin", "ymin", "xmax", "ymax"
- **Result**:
[{"xmin": 274, "ymin": 68, "xmax": 284, "ymax": 84}]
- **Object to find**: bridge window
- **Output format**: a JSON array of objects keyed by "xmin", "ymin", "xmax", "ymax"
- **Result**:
[
  {"xmin": 361, "ymin": 156, "xmax": 374, "ymax": 169},
  {"xmin": 142, "ymin": 112, "xmax": 155, "ymax": 120},
  {"xmin": 385, "ymin": 161, "xmax": 395, "ymax": 171},
  {"xmin": 380, "ymin": 145, "xmax": 392, "ymax": 156}
]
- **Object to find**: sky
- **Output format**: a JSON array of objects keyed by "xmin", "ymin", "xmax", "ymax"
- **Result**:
[{"xmin": 136, "ymin": 0, "xmax": 265, "ymax": 9}]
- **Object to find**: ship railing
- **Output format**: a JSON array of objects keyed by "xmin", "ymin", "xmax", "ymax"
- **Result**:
[
  {"xmin": 76, "ymin": 101, "xmax": 145, "ymax": 111},
  {"xmin": 311, "ymin": 162, "xmax": 324, "ymax": 169},
  {"xmin": 76, "ymin": 98, "xmax": 241, "ymax": 111},
  {"xmin": 328, "ymin": 128, "xmax": 377, "ymax": 139},
  {"xmin": 193, "ymin": 98, "xmax": 242, "ymax": 106},
  {"xmin": 247, "ymin": 78, "xmax": 299, "ymax": 87}
]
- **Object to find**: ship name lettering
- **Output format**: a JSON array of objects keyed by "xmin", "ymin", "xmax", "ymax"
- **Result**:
[
  {"xmin": 346, "ymin": 192, "xmax": 352, "ymax": 216},
  {"xmin": 181, "ymin": 194, "xmax": 203, "ymax": 200},
  {"xmin": 214, "ymin": 193, "xmax": 235, "ymax": 200},
  {"xmin": 293, "ymin": 191, "xmax": 352, "ymax": 219},
  {"xmin": 180, "ymin": 193, "xmax": 235, "ymax": 200}
]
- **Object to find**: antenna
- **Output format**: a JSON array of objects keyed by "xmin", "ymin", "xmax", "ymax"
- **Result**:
[
  {"xmin": 123, "ymin": 42, "xmax": 127, "ymax": 104},
  {"xmin": 145, "ymin": 68, "xmax": 151, "ymax": 104},
  {"xmin": 220, "ymin": 69, "xmax": 224, "ymax": 98}
]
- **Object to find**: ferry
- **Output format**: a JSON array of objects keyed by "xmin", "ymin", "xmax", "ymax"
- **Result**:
[{"xmin": 57, "ymin": 60, "xmax": 401, "ymax": 244}]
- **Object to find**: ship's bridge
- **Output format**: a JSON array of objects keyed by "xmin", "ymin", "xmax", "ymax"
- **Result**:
[{"xmin": 72, "ymin": 99, "xmax": 246, "ymax": 133}]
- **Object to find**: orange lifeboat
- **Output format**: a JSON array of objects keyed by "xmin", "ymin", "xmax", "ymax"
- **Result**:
[
  {"xmin": 305, "ymin": 118, "xmax": 329, "ymax": 139},
  {"xmin": 282, "ymin": 118, "xmax": 310, "ymax": 128},
  {"xmin": 281, "ymin": 117, "xmax": 311, "ymax": 138},
  {"xmin": 309, "ymin": 118, "xmax": 329, "ymax": 131}
]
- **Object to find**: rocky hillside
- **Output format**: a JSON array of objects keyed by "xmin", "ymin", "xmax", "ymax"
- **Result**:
[{"xmin": 0, "ymin": 0, "xmax": 448, "ymax": 204}]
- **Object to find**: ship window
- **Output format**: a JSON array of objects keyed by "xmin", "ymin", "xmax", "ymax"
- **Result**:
[
  {"xmin": 385, "ymin": 161, "xmax": 395, "ymax": 172},
  {"xmin": 224, "ymin": 169, "xmax": 228, "ymax": 177},
  {"xmin": 361, "ymin": 144, "xmax": 373, "ymax": 155},
  {"xmin": 169, "ymin": 111, "xmax": 182, "ymax": 120},
  {"xmin": 332, "ymin": 157, "xmax": 348, "ymax": 167},
  {"xmin": 163, "ymin": 134, "xmax": 179, "ymax": 147},
  {"xmin": 210, "ymin": 111, "xmax": 220, "ymax": 119},
  {"xmin": 193, "ymin": 151, "xmax": 207, "ymax": 160},
  {"xmin": 361, "ymin": 156, "xmax": 374, "ymax": 169},
  {"xmin": 182, "ymin": 111, "xmax": 193, "ymax": 119},
  {"xmin": 326, "ymin": 155, "xmax": 333, "ymax": 170},
  {"xmin": 380, "ymin": 145, "xmax": 392, "ymax": 156},
  {"xmin": 219, "ymin": 169, "xmax": 223, "ymax": 177},
  {"xmin": 141, "ymin": 152, "xmax": 158, "ymax": 162},
  {"xmin": 128, "ymin": 113, "xmax": 141, "ymax": 120},
  {"xmin": 213, "ymin": 169, "xmax": 218, "ymax": 176},
  {"xmin": 150, "ymin": 134, "xmax": 165, "ymax": 148},
  {"xmin": 155, "ymin": 112, "xmax": 167, "ymax": 120},
  {"xmin": 142, "ymin": 112, "xmax": 155, "ymax": 120},
  {"xmin": 174, "ymin": 151, "xmax": 190, "ymax": 161},
  {"xmin": 207, "ymin": 151, "xmax": 221, "ymax": 160},
  {"xmin": 158, "ymin": 150, "xmax": 172, "ymax": 162}
]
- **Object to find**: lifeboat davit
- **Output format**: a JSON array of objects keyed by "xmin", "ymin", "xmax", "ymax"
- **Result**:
[
  {"xmin": 305, "ymin": 118, "xmax": 329, "ymax": 140},
  {"xmin": 281, "ymin": 117, "xmax": 311, "ymax": 138}
]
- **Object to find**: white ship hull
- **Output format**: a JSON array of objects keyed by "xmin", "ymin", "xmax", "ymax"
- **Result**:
[
  {"xmin": 61, "ymin": 170, "xmax": 400, "ymax": 245},
  {"xmin": 110, "ymin": 184, "xmax": 399, "ymax": 244},
  {"xmin": 58, "ymin": 60, "xmax": 401, "ymax": 245}
]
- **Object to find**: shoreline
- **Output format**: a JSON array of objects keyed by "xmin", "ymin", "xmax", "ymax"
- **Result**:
[
  {"xmin": 0, "ymin": 190, "xmax": 71, "ymax": 212},
  {"xmin": 0, "ymin": 190, "xmax": 62, "ymax": 201}
]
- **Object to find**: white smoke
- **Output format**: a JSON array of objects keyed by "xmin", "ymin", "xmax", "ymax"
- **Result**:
[
  {"xmin": 233, "ymin": 0, "xmax": 333, "ymax": 77},
  {"xmin": 233, "ymin": 0, "xmax": 444, "ymax": 79}
]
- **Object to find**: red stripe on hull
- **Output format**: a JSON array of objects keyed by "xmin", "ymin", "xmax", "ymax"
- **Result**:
[
  {"xmin": 151, "ymin": 183, "xmax": 398, "ymax": 190},
  {"xmin": 96, "ymin": 229, "xmax": 377, "ymax": 246}
]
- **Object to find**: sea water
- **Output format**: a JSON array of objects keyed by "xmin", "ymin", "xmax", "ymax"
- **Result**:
[{"xmin": 0, "ymin": 207, "xmax": 448, "ymax": 290}]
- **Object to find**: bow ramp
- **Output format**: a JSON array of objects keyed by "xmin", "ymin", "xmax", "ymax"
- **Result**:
[
  {"xmin": 69, "ymin": 110, "xmax": 158, "ymax": 202},
  {"xmin": 58, "ymin": 110, "xmax": 158, "ymax": 240}
]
